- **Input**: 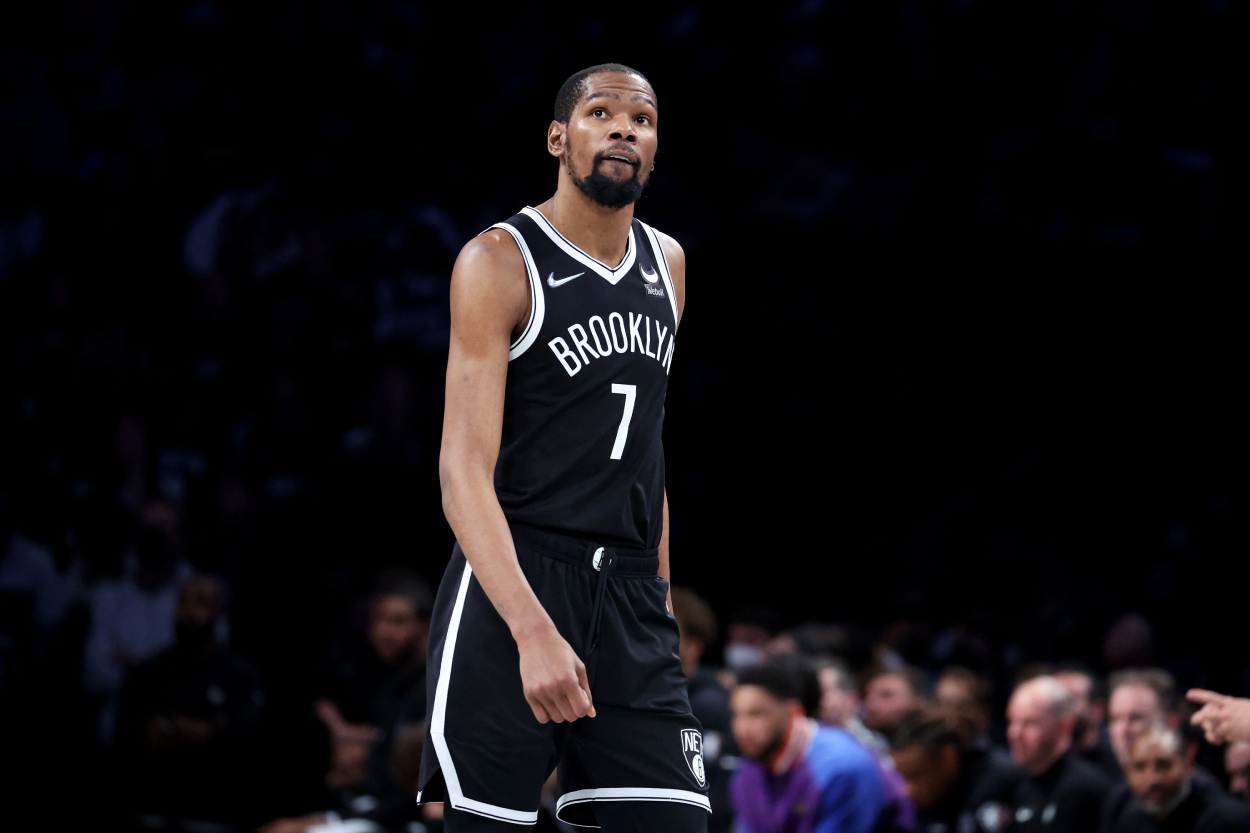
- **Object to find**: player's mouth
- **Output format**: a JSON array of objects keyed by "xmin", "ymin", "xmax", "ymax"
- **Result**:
[{"xmin": 597, "ymin": 148, "xmax": 639, "ymax": 169}]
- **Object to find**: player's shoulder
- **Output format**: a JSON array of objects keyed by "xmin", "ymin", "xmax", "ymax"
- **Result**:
[{"xmin": 455, "ymin": 227, "xmax": 526, "ymax": 275}]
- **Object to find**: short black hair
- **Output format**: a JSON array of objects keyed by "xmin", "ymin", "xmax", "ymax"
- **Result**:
[
  {"xmin": 373, "ymin": 567, "xmax": 434, "ymax": 620},
  {"xmin": 865, "ymin": 663, "xmax": 927, "ymax": 698},
  {"xmin": 890, "ymin": 709, "xmax": 964, "ymax": 754},
  {"xmin": 737, "ymin": 656, "xmax": 821, "ymax": 717},
  {"xmin": 554, "ymin": 63, "xmax": 654, "ymax": 124}
]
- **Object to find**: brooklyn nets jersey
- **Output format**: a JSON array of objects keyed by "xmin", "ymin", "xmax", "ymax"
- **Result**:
[{"xmin": 490, "ymin": 207, "xmax": 678, "ymax": 549}]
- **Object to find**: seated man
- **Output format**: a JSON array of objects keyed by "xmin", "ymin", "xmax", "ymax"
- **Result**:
[
  {"xmin": 934, "ymin": 667, "xmax": 992, "ymax": 751},
  {"xmin": 1006, "ymin": 675, "xmax": 1111, "ymax": 833},
  {"xmin": 1103, "ymin": 724, "xmax": 1250, "ymax": 833},
  {"xmin": 1053, "ymin": 664, "xmax": 1120, "ymax": 779},
  {"xmin": 818, "ymin": 657, "xmax": 888, "ymax": 759},
  {"xmin": 864, "ymin": 666, "xmax": 926, "ymax": 739},
  {"xmin": 264, "ymin": 568, "xmax": 433, "ymax": 833},
  {"xmin": 1109, "ymin": 669, "xmax": 1181, "ymax": 769},
  {"xmin": 731, "ymin": 658, "xmax": 886, "ymax": 833},
  {"xmin": 116, "ymin": 574, "xmax": 264, "ymax": 827},
  {"xmin": 889, "ymin": 710, "xmax": 1026, "ymax": 833}
]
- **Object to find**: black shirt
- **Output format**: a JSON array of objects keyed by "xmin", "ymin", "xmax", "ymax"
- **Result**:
[
  {"xmin": 919, "ymin": 746, "xmax": 1028, "ymax": 833},
  {"xmin": 1102, "ymin": 773, "xmax": 1250, "ymax": 833},
  {"xmin": 116, "ymin": 642, "xmax": 264, "ymax": 821},
  {"xmin": 1078, "ymin": 726, "xmax": 1122, "ymax": 782},
  {"xmin": 1011, "ymin": 752, "xmax": 1111, "ymax": 833}
]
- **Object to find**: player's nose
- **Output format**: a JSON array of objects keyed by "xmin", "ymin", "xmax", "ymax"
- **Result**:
[{"xmin": 608, "ymin": 115, "xmax": 637, "ymax": 143}]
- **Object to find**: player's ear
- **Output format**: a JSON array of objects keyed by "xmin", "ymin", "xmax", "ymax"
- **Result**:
[{"xmin": 548, "ymin": 120, "xmax": 566, "ymax": 158}]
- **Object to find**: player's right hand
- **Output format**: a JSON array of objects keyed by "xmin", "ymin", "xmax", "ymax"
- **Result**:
[{"xmin": 516, "ymin": 625, "xmax": 596, "ymax": 724}]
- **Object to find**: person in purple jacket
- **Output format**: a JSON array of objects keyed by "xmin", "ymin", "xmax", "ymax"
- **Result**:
[{"xmin": 731, "ymin": 658, "xmax": 888, "ymax": 833}]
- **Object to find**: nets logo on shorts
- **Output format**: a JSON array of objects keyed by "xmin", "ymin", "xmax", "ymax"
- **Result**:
[{"xmin": 680, "ymin": 728, "xmax": 707, "ymax": 788}]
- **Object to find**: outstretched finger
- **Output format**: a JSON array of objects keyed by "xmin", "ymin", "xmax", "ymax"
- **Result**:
[
  {"xmin": 575, "ymin": 662, "xmax": 596, "ymax": 718},
  {"xmin": 1188, "ymin": 689, "xmax": 1228, "ymax": 705}
]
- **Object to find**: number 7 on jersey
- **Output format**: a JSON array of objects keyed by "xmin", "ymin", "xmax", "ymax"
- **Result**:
[{"xmin": 610, "ymin": 384, "xmax": 636, "ymax": 460}]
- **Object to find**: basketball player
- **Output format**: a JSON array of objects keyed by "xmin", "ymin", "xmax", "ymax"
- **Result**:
[{"xmin": 417, "ymin": 64, "xmax": 708, "ymax": 832}]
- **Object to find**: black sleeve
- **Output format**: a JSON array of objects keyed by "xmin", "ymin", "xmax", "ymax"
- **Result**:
[
  {"xmin": 115, "ymin": 659, "xmax": 162, "ymax": 754},
  {"xmin": 208, "ymin": 658, "xmax": 265, "ymax": 746}
]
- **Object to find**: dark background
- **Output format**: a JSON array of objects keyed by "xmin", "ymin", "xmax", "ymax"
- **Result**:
[{"xmin": 1, "ymin": 0, "xmax": 1245, "ymax": 826}]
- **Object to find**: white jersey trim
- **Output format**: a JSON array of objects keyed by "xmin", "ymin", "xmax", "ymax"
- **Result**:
[
  {"xmin": 638, "ymin": 221, "xmax": 680, "ymax": 329},
  {"xmin": 428, "ymin": 562, "xmax": 540, "ymax": 825},
  {"xmin": 519, "ymin": 206, "xmax": 637, "ymax": 285},
  {"xmin": 489, "ymin": 223, "xmax": 546, "ymax": 362},
  {"xmin": 555, "ymin": 788, "xmax": 711, "ymax": 826}
]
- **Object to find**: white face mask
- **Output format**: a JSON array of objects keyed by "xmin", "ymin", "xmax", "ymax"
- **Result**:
[{"xmin": 724, "ymin": 643, "xmax": 767, "ymax": 671}]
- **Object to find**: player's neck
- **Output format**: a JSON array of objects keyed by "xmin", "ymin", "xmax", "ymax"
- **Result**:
[{"xmin": 537, "ymin": 185, "xmax": 635, "ymax": 268}]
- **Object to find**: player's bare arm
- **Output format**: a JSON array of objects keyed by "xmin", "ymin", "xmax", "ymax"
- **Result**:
[{"xmin": 439, "ymin": 231, "xmax": 595, "ymax": 725}]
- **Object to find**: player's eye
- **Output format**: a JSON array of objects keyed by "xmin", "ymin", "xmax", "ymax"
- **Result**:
[
  {"xmin": 591, "ymin": 108, "xmax": 607, "ymax": 117},
  {"xmin": 636, "ymin": 115, "xmax": 650, "ymax": 125}
]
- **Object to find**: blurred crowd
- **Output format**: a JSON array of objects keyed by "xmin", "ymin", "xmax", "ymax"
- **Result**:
[
  {"xmin": 672, "ymin": 594, "xmax": 1250, "ymax": 833},
  {"xmin": 1, "ymin": 0, "xmax": 1244, "ymax": 832}
]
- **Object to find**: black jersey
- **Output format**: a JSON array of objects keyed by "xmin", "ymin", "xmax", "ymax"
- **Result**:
[{"xmin": 489, "ymin": 207, "xmax": 678, "ymax": 549}]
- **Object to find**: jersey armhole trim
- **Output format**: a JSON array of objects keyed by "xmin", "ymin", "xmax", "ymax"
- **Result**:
[
  {"xmin": 488, "ymin": 223, "xmax": 546, "ymax": 361},
  {"xmin": 638, "ymin": 221, "xmax": 680, "ymax": 329}
]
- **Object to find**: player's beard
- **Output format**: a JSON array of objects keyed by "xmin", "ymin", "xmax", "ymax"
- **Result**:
[{"xmin": 567, "ymin": 149, "xmax": 649, "ymax": 209}]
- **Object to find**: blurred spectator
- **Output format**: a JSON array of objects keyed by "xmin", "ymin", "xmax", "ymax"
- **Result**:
[
  {"xmin": 83, "ymin": 499, "xmax": 192, "ymax": 741},
  {"xmin": 115, "ymin": 575, "xmax": 263, "ymax": 828},
  {"xmin": 1108, "ymin": 669, "xmax": 1180, "ymax": 767},
  {"xmin": 1054, "ymin": 665, "xmax": 1120, "ymax": 779},
  {"xmin": 1226, "ymin": 743, "xmax": 1250, "ymax": 801},
  {"xmin": 265, "ymin": 568, "xmax": 432, "ymax": 833},
  {"xmin": 889, "ymin": 710, "xmax": 1025, "ymax": 833},
  {"xmin": 723, "ymin": 606, "xmax": 783, "ymax": 673},
  {"xmin": 1005, "ymin": 676, "xmax": 1111, "ymax": 833},
  {"xmin": 817, "ymin": 657, "xmax": 888, "ymax": 756},
  {"xmin": 731, "ymin": 658, "xmax": 887, "ymax": 833},
  {"xmin": 1, "ymin": 495, "xmax": 72, "ymax": 643},
  {"xmin": 671, "ymin": 586, "xmax": 736, "ymax": 833},
  {"xmin": 1104, "ymin": 725, "xmax": 1250, "ymax": 833},
  {"xmin": 934, "ymin": 667, "xmax": 991, "ymax": 751},
  {"xmin": 1189, "ymin": 691, "xmax": 1250, "ymax": 747},
  {"xmin": 316, "ymin": 567, "xmax": 431, "ymax": 732},
  {"xmin": 864, "ymin": 666, "xmax": 926, "ymax": 738},
  {"xmin": 814, "ymin": 656, "xmax": 916, "ymax": 833}
]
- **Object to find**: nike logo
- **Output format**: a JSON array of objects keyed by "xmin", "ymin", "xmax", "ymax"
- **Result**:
[
  {"xmin": 641, "ymin": 266, "xmax": 659, "ymax": 283},
  {"xmin": 547, "ymin": 272, "xmax": 584, "ymax": 287}
]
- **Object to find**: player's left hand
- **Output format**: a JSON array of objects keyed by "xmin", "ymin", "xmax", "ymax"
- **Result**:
[{"xmin": 1188, "ymin": 689, "xmax": 1250, "ymax": 745}]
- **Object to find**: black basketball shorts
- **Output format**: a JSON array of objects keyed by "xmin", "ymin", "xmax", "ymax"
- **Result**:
[{"xmin": 418, "ymin": 523, "xmax": 711, "ymax": 827}]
